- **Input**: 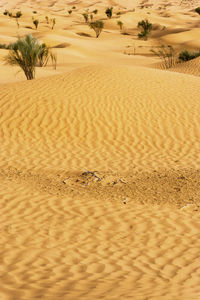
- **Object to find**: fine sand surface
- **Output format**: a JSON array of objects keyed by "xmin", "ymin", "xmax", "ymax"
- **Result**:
[{"xmin": 1, "ymin": 0, "xmax": 200, "ymax": 299}]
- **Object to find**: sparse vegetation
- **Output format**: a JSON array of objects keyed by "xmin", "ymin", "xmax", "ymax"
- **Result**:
[
  {"xmin": 105, "ymin": 7, "xmax": 113, "ymax": 19},
  {"xmin": 33, "ymin": 19, "xmax": 39, "ymax": 29},
  {"xmin": 51, "ymin": 18, "xmax": 56, "ymax": 29},
  {"xmin": 72, "ymin": 6, "xmax": 76, "ymax": 9},
  {"xmin": 33, "ymin": 11, "xmax": 37, "ymax": 14},
  {"xmin": 16, "ymin": 18, "xmax": 20, "ymax": 28},
  {"xmin": 82, "ymin": 13, "xmax": 88, "ymax": 23},
  {"xmin": 0, "ymin": 43, "xmax": 12, "ymax": 49},
  {"xmin": 178, "ymin": 49, "xmax": 200, "ymax": 61},
  {"xmin": 116, "ymin": 12, "xmax": 121, "ymax": 16},
  {"xmin": 15, "ymin": 11, "xmax": 22, "ymax": 28},
  {"xmin": 89, "ymin": 20, "xmax": 104, "ymax": 38},
  {"xmin": 68, "ymin": 10, "xmax": 72, "ymax": 15},
  {"xmin": 151, "ymin": 45, "xmax": 176, "ymax": 69},
  {"xmin": 15, "ymin": 11, "xmax": 22, "ymax": 18},
  {"xmin": 138, "ymin": 19, "xmax": 152, "ymax": 40},
  {"xmin": 117, "ymin": 20, "xmax": 123, "ymax": 30},
  {"xmin": 90, "ymin": 14, "xmax": 93, "ymax": 21},
  {"xmin": 195, "ymin": 7, "xmax": 200, "ymax": 15},
  {"xmin": 4, "ymin": 35, "xmax": 57, "ymax": 80},
  {"xmin": 3, "ymin": 10, "xmax": 9, "ymax": 16},
  {"xmin": 45, "ymin": 16, "xmax": 49, "ymax": 24},
  {"xmin": 93, "ymin": 9, "xmax": 98, "ymax": 14}
]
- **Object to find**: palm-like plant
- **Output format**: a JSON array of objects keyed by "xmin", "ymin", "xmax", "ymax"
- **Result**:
[{"xmin": 4, "ymin": 35, "xmax": 56, "ymax": 80}]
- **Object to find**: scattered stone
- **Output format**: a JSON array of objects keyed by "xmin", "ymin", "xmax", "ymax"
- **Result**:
[
  {"xmin": 119, "ymin": 178, "xmax": 126, "ymax": 184},
  {"xmin": 180, "ymin": 204, "xmax": 198, "ymax": 211},
  {"xmin": 178, "ymin": 176, "xmax": 186, "ymax": 180}
]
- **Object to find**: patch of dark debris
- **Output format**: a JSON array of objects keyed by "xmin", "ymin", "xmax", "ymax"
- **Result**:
[{"xmin": 0, "ymin": 167, "xmax": 200, "ymax": 209}]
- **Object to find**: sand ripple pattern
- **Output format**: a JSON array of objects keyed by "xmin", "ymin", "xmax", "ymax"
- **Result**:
[
  {"xmin": 170, "ymin": 57, "xmax": 200, "ymax": 78},
  {"xmin": 0, "ymin": 178, "xmax": 200, "ymax": 300},
  {"xmin": 0, "ymin": 65, "xmax": 200, "ymax": 172}
]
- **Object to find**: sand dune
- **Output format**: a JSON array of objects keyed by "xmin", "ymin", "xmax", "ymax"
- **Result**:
[
  {"xmin": 1, "ymin": 64, "xmax": 200, "ymax": 299},
  {"xmin": 1, "ymin": 65, "xmax": 200, "ymax": 171},
  {"xmin": 1, "ymin": 0, "xmax": 200, "ymax": 299},
  {"xmin": 170, "ymin": 56, "xmax": 200, "ymax": 77}
]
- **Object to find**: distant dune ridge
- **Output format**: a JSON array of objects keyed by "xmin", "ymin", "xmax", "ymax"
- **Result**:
[{"xmin": 0, "ymin": 0, "xmax": 200, "ymax": 299}]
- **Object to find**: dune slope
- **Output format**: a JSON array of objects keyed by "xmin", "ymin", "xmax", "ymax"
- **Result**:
[
  {"xmin": 1, "ymin": 65, "xmax": 200, "ymax": 172},
  {"xmin": 0, "ymin": 65, "xmax": 200, "ymax": 299}
]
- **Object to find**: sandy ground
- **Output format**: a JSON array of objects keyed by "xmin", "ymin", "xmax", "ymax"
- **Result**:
[{"xmin": 0, "ymin": 0, "xmax": 200, "ymax": 299}]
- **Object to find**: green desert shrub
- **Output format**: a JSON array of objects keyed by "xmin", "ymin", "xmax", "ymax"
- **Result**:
[
  {"xmin": 51, "ymin": 18, "xmax": 56, "ymax": 29},
  {"xmin": 15, "ymin": 11, "xmax": 22, "ymax": 18},
  {"xmin": 3, "ymin": 10, "xmax": 9, "ymax": 15},
  {"xmin": 105, "ymin": 7, "xmax": 113, "ymax": 19},
  {"xmin": 195, "ymin": 7, "xmax": 200, "ymax": 15},
  {"xmin": 138, "ymin": 19, "xmax": 152, "ymax": 40},
  {"xmin": 117, "ymin": 20, "xmax": 123, "ymax": 30},
  {"xmin": 68, "ymin": 10, "xmax": 72, "ymax": 15},
  {"xmin": 178, "ymin": 49, "xmax": 200, "ymax": 61},
  {"xmin": 116, "ymin": 12, "xmax": 121, "ymax": 15},
  {"xmin": 82, "ymin": 13, "xmax": 88, "ymax": 23},
  {"xmin": 4, "ymin": 35, "xmax": 56, "ymax": 80},
  {"xmin": 0, "ymin": 42, "xmax": 17, "ymax": 49},
  {"xmin": 33, "ymin": 19, "xmax": 39, "ymax": 29},
  {"xmin": 93, "ymin": 9, "xmax": 98, "ymax": 14},
  {"xmin": 151, "ymin": 45, "xmax": 176, "ymax": 69},
  {"xmin": 0, "ymin": 43, "xmax": 9, "ymax": 49},
  {"xmin": 89, "ymin": 20, "xmax": 104, "ymax": 38}
]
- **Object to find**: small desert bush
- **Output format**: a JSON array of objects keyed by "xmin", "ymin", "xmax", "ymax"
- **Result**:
[
  {"xmin": 3, "ymin": 10, "xmax": 9, "ymax": 15},
  {"xmin": 116, "ymin": 12, "xmax": 121, "ymax": 15},
  {"xmin": 15, "ymin": 11, "xmax": 22, "ymax": 18},
  {"xmin": 151, "ymin": 45, "xmax": 177, "ymax": 69},
  {"xmin": 0, "ymin": 43, "xmax": 10, "ymax": 49},
  {"xmin": 33, "ymin": 19, "xmax": 39, "ymax": 29},
  {"xmin": 89, "ymin": 20, "xmax": 104, "ymax": 38},
  {"xmin": 138, "ymin": 19, "xmax": 152, "ymax": 40},
  {"xmin": 68, "ymin": 10, "xmax": 72, "ymax": 15},
  {"xmin": 178, "ymin": 49, "xmax": 200, "ymax": 61},
  {"xmin": 105, "ymin": 7, "xmax": 113, "ymax": 19},
  {"xmin": 51, "ymin": 18, "xmax": 56, "ymax": 29},
  {"xmin": 93, "ymin": 9, "xmax": 98, "ymax": 14},
  {"xmin": 82, "ymin": 13, "xmax": 88, "ymax": 23},
  {"xmin": 117, "ymin": 20, "xmax": 123, "ymax": 30},
  {"xmin": 195, "ymin": 7, "xmax": 200, "ymax": 15}
]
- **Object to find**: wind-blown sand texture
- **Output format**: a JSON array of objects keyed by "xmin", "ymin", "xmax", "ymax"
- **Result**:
[{"xmin": 0, "ymin": 0, "xmax": 200, "ymax": 299}]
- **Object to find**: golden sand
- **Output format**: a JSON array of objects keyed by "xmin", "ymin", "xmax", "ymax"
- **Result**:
[{"xmin": 0, "ymin": 0, "xmax": 200, "ymax": 299}]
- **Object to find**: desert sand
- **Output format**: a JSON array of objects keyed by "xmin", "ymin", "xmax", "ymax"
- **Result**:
[{"xmin": 0, "ymin": 0, "xmax": 200, "ymax": 299}]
